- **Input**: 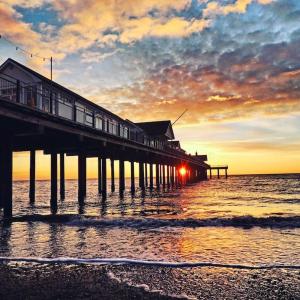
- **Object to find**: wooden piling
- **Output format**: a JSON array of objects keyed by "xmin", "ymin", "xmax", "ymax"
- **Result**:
[
  {"xmin": 166, "ymin": 165, "xmax": 170, "ymax": 188},
  {"xmin": 60, "ymin": 153, "xmax": 65, "ymax": 200},
  {"xmin": 29, "ymin": 150, "xmax": 36, "ymax": 203},
  {"xmin": 111, "ymin": 159, "xmax": 115, "ymax": 192},
  {"xmin": 139, "ymin": 162, "xmax": 145, "ymax": 190},
  {"xmin": 119, "ymin": 159, "xmax": 125, "ymax": 192},
  {"xmin": 145, "ymin": 163, "xmax": 148, "ymax": 187},
  {"xmin": 149, "ymin": 163, "xmax": 153, "ymax": 189},
  {"xmin": 130, "ymin": 161, "xmax": 135, "ymax": 193},
  {"xmin": 0, "ymin": 138, "xmax": 13, "ymax": 218},
  {"xmin": 78, "ymin": 153, "xmax": 86, "ymax": 202},
  {"xmin": 155, "ymin": 164, "xmax": 160, "ymax": 188},
  {"xmin": 217, "ymin": 169, "xmax": 220, "ymax": 179},
  {"xmin": 98, "ymin": 157, "xmax": 102, "ymax": 194},
  {"xmin": 101, "ymin": 158, "xmax": 107, "ymax": 196},
  {"xmin": 51, "ymin": 153, "xmax": 58, "ymax": 213},
  {"xmin": 162, "ymin": 165, "xmax": 166, "ymax": 188},
  {"xmin": 160, "ymin": 165, "xmax": 163, "ymax": 184},
  {"xmin": 171, "ymin": 166, "xmax": 174, "ymax": 186}
]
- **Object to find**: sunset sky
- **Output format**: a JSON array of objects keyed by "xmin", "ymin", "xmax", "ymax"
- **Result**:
[{"xmin": 0, "ymin": 0, "xmax": 300, "ymax": 179}]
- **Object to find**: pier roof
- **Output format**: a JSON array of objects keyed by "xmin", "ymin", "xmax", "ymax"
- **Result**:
[
  {"xmin": 0, "ymin": 58, "xmax": 125, "ymax": 123},
  {"xmin": 135, "ymin": 121, "xmax": 175, "ymax": 140}
]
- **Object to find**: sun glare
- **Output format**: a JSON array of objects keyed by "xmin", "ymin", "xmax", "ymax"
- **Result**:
[{"xmin": 179, "ymin": 167, "xmax": 187, "ymax": 176}]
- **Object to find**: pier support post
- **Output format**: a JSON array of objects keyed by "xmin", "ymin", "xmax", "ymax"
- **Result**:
[
  {"xmin": 175, "ymin": 167, "xmax": 179, "ymax": 187},
  {"xmin": 217, "ymin": 169, "xmax": 220, "ymax": 179},
  {"xmin": 171, "ymin": 166, "xmax": 174, "ymax": 186},
  {"xmin": 51, "ymin": 153, "xmax": 58, "ymax": 213},
  {"xmin": 0, "ymin": 138, "xmax": 13, "ymax": 218},
  {"xmin": 149, "ymin": 163, "xmax": 153, "ymax": 189},
  {"xmin": 155, "ymin": 164, "xmax": 160, "ymax": 188},
  {"xmin": 209, "ymin": 168, "xmax": 212, "ymax": 179},
  {"xmin": 139, "ymin": 162, "xmax": 145, "ymax": 190},
  {"xmin": 160, "ymin": 165, "xmax": 163, "ymax": 184},
  {"xmin": 111, "ymin": 159, "xmax": 115, "ymax": 192},
  {"xmin": 60, "ymin": 153, "xmax": 65, "ymax": 200},
  {"xmin": 29, "ymin": 150, "xmax": 36, "ymax": 203},
  {"xmin": 98, "ymin": 157, "xmax": 102, "ymax": 194},
  {"xmin": 162, "ymin": 165, "xmax": 166, "ymax": 188},
  {"xmin": 225, "ymin": 169, "xmax": 228, "ymax": 179},
  {"xmin": 130, "ymin": 161, "xmax": 135, "ymax": 193},
  {"xmin": 78, "ymin": 153, "xmax": 86, "ymax": 202},
  {"xmin": 166, "ymin": 165, "xmax": 170, "ymax": 188},
  {"xmin": 145, "ymin": 163, "xmax": 148, "ymax": 187},
  {"xmin": 101, "ymin": 158, "xmax": 107, "ymax": 196},
  {"xmin": 119, "ymin": 159, "xmax": 125, "ymax": 193}
]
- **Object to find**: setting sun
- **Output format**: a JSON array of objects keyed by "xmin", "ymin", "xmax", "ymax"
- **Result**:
[{"xmin": 179, "ymin": 167, "xmax": 187, "ymax": 176}]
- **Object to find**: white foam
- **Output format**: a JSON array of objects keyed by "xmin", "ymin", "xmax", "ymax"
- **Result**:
[{"xmin": 0, "ymin": 256, "xmax": 300, "ymax": 270}]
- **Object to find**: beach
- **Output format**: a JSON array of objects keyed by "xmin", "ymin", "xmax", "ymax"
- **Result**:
[{"xmin": 0, "ymin": 262, "xmax": 299, "ymax": 299}]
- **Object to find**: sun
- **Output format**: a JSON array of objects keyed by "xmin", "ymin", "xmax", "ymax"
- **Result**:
[{"xmin": 179, "ymin": 167, "xmax": 187, "ymax": 176}]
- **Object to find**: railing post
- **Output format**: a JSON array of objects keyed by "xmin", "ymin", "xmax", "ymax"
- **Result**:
[
  {"xmin": 50, "ymin": 92, "xmax": 53, "ymax": 114},
  {"xmin": 73, "ymin": 101, "xmax": 76, "ymax": 122},
  {"xmin": 16, "ymin": 80, "xmax": 20, "ymax": 103}
]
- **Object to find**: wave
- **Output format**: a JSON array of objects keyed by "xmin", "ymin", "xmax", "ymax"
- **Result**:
[
  {"xmin": 0, "ymin": 256, "xmax": 300, "ymax": 270},
  {"xmin": 4, "ymin": 214, "xmax": 300, "ymax": 229}
]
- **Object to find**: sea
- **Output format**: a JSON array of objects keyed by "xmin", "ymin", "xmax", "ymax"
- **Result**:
[{"xmin": 1, "ymin": 173, "xmax": 300, "ymax": 268}]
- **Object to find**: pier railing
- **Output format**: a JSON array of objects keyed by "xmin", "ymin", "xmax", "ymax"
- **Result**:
[{"xmin": 0, "ymin": 75, "xmax": 163, "ymax": 149}]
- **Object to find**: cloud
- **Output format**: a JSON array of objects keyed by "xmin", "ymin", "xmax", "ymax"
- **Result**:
[{"xmin": 204, "ymin": 0, "xmax": 274, "ymax": 17}]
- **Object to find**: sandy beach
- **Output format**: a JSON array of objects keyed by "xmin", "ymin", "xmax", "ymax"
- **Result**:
[{"xmin": 0, "ymin": 263, "xmax": 299, "ymax": 299}]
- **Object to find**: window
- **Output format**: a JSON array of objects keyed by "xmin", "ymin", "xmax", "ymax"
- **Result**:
[
  {"xmin": 57, "ymin": 93, "xmax": 73, "ymax": 120},
  {"xmin": 120, "ymin": 125, "xmax": 129, "ymax": 139},
  {"xmin": 75, "ymin": 102, "xmax": 85, "ymax": 124},
  {"xmin": 95, "ymin": 115, "xmax": 103, "ymax": 130},
  {"xmin": 85, "ymin": 109, "xmax": 93, "ymax": 126},
  {"xmin": 108, "ymin": 119, "xmax": 118, "ymax": 135}
]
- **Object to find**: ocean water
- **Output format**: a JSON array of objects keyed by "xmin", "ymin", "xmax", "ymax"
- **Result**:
[{"xmin": 1, "ymin": 174, "xmax": 300, "ymax": 267}]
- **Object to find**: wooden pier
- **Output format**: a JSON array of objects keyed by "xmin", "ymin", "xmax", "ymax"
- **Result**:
[
  {"xmin": 0, "ymin": 58, "xmax": 226, "ymax": 218},
  {"xmin": 209, "ymin": 166, "xmax": 229, "ymax": 179}
]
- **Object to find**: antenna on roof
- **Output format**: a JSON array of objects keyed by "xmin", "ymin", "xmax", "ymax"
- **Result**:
[{"xmin": 172, "ymin": 109, "xmax": 188, "ymax": 126}]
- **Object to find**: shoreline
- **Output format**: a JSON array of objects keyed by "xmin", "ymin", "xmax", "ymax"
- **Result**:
[{"xmin": 0, "ymin": 262, "xmax": 299, "ymax": 299}]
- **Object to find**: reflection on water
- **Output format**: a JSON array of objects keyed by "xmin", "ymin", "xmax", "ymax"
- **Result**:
[{"xmin": 0, "ymin": 174, "xmax": 300, "ymax": 265}]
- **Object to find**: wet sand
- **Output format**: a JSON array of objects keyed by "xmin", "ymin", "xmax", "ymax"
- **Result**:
[{"xmin": 0, "ymin": 263, "xmax": 300, "ymax": 299}]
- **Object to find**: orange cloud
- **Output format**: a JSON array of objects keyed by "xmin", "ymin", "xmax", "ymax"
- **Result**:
[{"xmin": 204, "ymin": 0, "xmax": 274, "ymax": 17}]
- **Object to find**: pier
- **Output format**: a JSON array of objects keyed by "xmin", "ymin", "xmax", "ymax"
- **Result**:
[
  {"xmin": 0, "ymin": 58, "xmax": 226, "ymax": 218},
  {"xmin": 209, "ymin": 166, "xmax": 229, "ymax": 179}
]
